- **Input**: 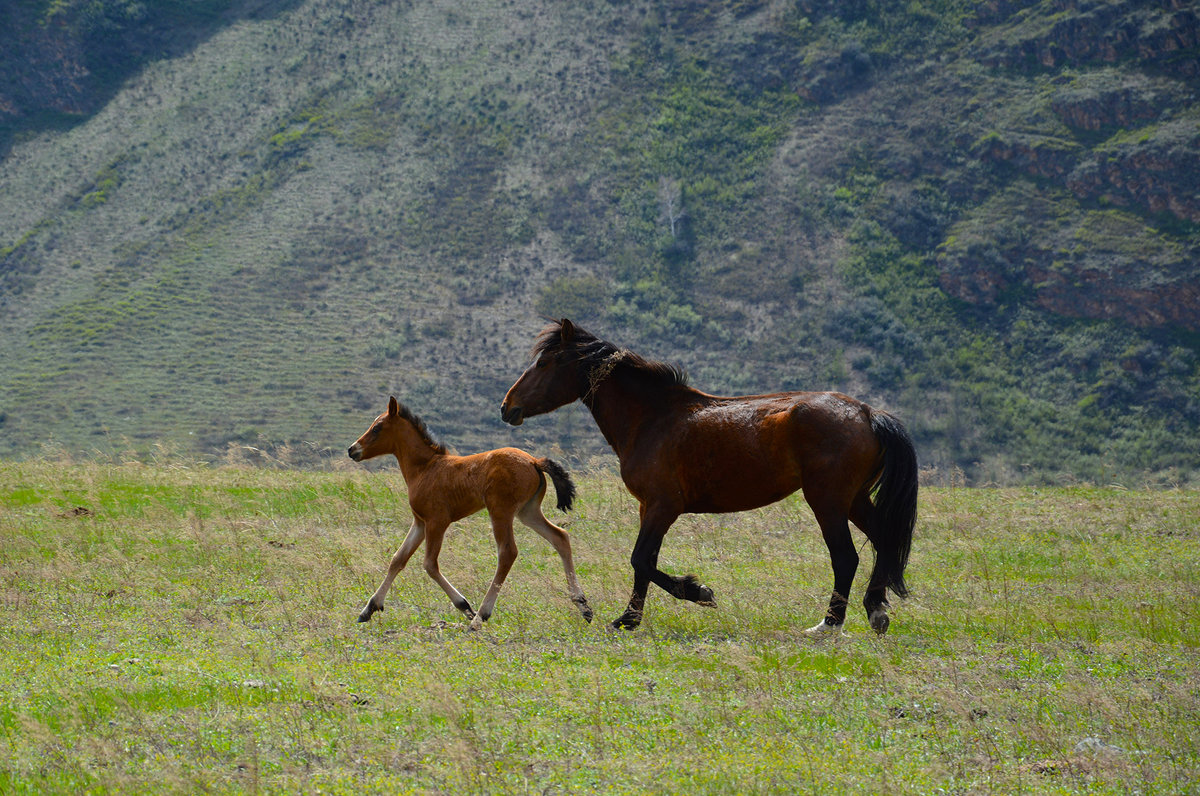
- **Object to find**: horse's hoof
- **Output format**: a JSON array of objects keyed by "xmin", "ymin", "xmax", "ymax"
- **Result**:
[
  {"xmin": 869, "ymin": 610, "xmax": 890, "ymax": 636},
  {"xmin": 357, "ymin": 602, "xmax": 382, "ymax": 623},
  {"xmin": 804, "ymin": 619, "xmax": 845, "ymax": 637},
  {"xmin": 611, "ymin": 612, "xmax": 642, "ymax": 631},
  {"xmin": 469, "ymin": 614, "xmax": 484, "ymax": 632}
]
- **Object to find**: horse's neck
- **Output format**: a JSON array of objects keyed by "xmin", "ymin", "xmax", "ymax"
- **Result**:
[
  {"xmin": 391, "ymin": 424, "xmax": 441, "ymax": 482},
  {"xmin": 586, "ymin": 372, "xmax": 684, "ymax": 458}
]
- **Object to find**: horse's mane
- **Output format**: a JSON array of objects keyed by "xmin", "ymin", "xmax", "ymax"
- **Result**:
[
  {"xmin": 394, "ymin": 400, "xmax": 447, "ymax": 455},
  {"xmin": 533, "ymin": 320, "xmax": 690, "ymax": 390}
]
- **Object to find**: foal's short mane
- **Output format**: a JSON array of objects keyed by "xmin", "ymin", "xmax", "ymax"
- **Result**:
[
  {"xmin": 394, "ymin": 400, "xmax": 447, "ymax": 454},
  {"xmin": 534, "ymin": 321, "xmax": 690, "ymax": 390}
]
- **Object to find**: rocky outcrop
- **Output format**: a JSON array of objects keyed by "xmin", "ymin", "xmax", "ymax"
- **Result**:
[
  {"xmin": 1025, "ymin": 261, "xmax": 1200, "ymax": 330},
  {"xmin": 978, "ymin": 0, "xmax": 1200, "ymax": 79},
  {"xmin": 1067, "ymin": 124, "xmax": 1200, "ymax": 223},
  {"xmin": 938, "ymin": 193, "xmax": 1200, "ymax": 331},
  {"xmin": 1050, "ymin": 82, "xmax": 1162, "ymax": 131},
  {"xmin": 981, "ymin": 122, "xmax": 1200, "ymax": 224},
  {"xmin": 940, "ymin": 245, "xmax": 1200, "ymax": 331},
  {"xmin": 977, "ymin": 134, "xmax": 1082, "ymax": 181}
]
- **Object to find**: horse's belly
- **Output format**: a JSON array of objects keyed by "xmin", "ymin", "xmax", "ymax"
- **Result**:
[{"xmin": 687, "ymin": 484, "xmax": 797, "ymax": 514}]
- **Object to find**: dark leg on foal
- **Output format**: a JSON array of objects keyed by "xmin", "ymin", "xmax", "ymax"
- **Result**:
[
  {"xmin": 851, "ymin": 492, "xmax": 891, "ymax": 635},
  {"xmin": 612, "ymin": 506, "xmax": 715, "ymax": 630},
  {"xmin": 805, "ymin": 503, "xmax": 859, "ymax": 636}
]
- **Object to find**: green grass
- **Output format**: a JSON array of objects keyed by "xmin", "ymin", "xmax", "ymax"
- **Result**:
[{"xmin": 1, "ymin": 460, "xmax": 1197, "ymax": 793}]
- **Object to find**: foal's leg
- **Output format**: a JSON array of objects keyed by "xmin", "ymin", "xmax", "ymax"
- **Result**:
[
  {"xmin": 850, "ymin": 490, "xmax": 891, "ymax": 635},
  {"xmin": 358, "ymin": 519, "xmax": 425, "ymax": 622},
  {"xmin": 517, "ymin": 499, "xmax": 593, "ymax": 622},
  {"xmin": 613, "ymin": 503, "xmax": 715, "ymax": 630},
  {"xmin": 804, "ymin": 497, "xmax": 859, "ymax": 637},
  {"xmin": 421, "ymin": 522, "xmax": 476, "ymax": 621},
  {"xmin": 470, "ymin": 511, "xmax": 519, "ymax": 631}
]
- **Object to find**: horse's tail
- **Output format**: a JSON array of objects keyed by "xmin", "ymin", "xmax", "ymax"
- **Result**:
[
  {"xmin": 535, "ymin": 458, "xmax": 576, "ymax": 513},
  {"xmin": 868, "ymin": 409, "xmax": 918, "ymax": 599}
]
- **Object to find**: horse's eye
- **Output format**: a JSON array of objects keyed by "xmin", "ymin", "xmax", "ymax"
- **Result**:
[{"xmin": 535, "ymin": 354, "xmax": 551, "ymax": 369}]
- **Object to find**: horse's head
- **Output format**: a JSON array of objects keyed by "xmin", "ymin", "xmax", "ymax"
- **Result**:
[
  {"xmin": 348, "ymin": 396, "xmax": 404, "ymax": 461},
  {"xmin": 502, "ymin": 319, "xmax": 592, "ymax": 426}
]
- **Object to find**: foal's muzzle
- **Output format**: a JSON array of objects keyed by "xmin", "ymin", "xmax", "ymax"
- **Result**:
[{"xmin": 501, "ymin": 404, "xmax": 524, "ymax": 426}]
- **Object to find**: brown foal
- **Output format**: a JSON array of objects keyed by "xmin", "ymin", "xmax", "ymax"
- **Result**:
[{"xmin": 348, "ymin": 396, "xmax": 593, "ymax": 629}]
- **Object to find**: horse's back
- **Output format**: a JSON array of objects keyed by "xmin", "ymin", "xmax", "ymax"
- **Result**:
[{"xmin": 634, "ymin": 390, "xmax": 882, "ymax": 513}]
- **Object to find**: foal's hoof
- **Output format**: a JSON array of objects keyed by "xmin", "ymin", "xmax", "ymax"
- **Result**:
[
  {"xmin": 576, "ymin": 599, "xmax": 595, "ymax": 623},
  {"xmin": 357, "ymin": 602, "xmax": 383, "ymax": 623},
  {"xmin": 868, "ymin": 609, "xmax": 890, "ymax": 636}
]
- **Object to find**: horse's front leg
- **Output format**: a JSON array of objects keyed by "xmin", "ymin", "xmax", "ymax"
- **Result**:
[
  {"xmin": 358, "ymin": 519, "xmax": 425, "ymax": 622},
  {"xmin": 613, "ymin": 504, "xmax": 715, "ymax": 630}
]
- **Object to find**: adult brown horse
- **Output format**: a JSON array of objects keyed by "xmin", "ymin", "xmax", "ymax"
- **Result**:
[
  {"xmin": 501, "ymin": 319, "xmax": 917, "ymax": 636},
  {"xmin": 349, "ymin": 396, "xmax": 593, "ymax": 630}
]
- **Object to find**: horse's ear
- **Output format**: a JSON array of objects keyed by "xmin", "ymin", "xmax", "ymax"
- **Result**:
[
  {"xmin": 388, "ymin": 396, "xmax": 399, "ymax": 417},
  {"xmin": 560, "ymin": 318, "xmax": 575, "ymax": 343}
]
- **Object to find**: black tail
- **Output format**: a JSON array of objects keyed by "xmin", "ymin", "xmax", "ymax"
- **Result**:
[
  {"xmin": 869, "ymin": 410, "xmax": 918, "ymax": 598},
  {"xmin": 536, "ymin": 458, "xmax": 576, "ymax": 513}
]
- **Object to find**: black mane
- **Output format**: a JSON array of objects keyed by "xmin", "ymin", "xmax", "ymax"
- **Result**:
[
  {"xmin": 394, "ymin": 400, "xmax": 447, "ymax": 454},
  {"xmin": 533, "ymin": 320, "xmax": 690, "ymax": 390}
]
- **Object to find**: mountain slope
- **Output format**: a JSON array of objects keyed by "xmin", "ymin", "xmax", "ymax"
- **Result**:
[{"xmin": 1, "ymin": 0, "xmax": 1198, "ymax": 484}]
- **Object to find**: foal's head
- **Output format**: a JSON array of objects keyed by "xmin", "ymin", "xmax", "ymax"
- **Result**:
[{"xmin": 348, "ymin": 396, "xmax": 445, "ymax": 462}]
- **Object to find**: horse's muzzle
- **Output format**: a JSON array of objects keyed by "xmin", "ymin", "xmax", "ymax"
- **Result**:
[
  {"xmin": 501, "ymin": 404, "xmax": 524, "ymax": 426},
  {"xmin": 347, "ymin": 444, "xmax": 363, "ymax": 461}
]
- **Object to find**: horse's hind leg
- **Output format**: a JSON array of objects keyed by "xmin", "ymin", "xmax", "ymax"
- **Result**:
[
  {"xmin": 420, "ymin": 522, "xmax": 476, "ymax": 621},
  {"xmin": 471, "ymin": 512, "xmax": 519, "ymax": 631},
  {"xmin": 359, "ymin": 519, "xmax": 425, "ymax": 622},
  {"xmin": 804, "ymin": 497, "xmax": 859, "ymax": 636},
  {"xmin": 850, "ymin": 491, "xmax": 891, "ymax": 635},
  {"xmin": 517, "ymin": 499, "xmax": 593, "ymax": 622}
]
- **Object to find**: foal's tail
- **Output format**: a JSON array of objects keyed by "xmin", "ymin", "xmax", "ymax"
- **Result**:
[
  {"xmin": 535, "ymin": 458, "xmax": 576, "ymax": 513},
  {"xmin": 869, "ymin": 409, "xmax": 918, "ymax": 599}
]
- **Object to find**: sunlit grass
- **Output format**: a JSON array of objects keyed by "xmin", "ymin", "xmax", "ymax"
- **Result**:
[{"xmin": 1, "ymin": 460, "xmax": 1197, "ymax": 793}]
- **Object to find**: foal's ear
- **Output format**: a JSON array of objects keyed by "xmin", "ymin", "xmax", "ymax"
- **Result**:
[
  {"xmin": 560, "ymin": 318, "xmax": 575, "ymax": 343},
  {"xmin": 387, "ymin": 396, "xmax": 400, "ymax": 417}
]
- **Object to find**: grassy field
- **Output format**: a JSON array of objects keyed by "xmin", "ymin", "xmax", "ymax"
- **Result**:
[{"xmin": 1, "ymin": 458, "xmax": 1197, "ymax": 794}]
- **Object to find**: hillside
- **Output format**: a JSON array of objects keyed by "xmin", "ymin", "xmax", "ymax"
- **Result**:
[{"xmin": 1, "ymin": 0, "xmax": 1198, "ymax": 484}]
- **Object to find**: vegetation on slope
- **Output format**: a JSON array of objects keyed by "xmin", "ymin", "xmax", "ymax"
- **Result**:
[{"xmin": 0, "ymin": 0, "xmax": 1198, "ymax": 484}]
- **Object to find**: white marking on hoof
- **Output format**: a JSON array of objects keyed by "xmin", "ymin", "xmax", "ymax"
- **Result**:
[{"xmin": 804, "ymin": 620, "xmax": 845, "ymax": 637}]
